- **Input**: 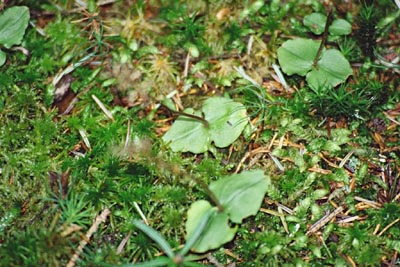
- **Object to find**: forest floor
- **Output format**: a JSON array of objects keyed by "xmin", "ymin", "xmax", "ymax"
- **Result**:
[{"xmin": 0, "ymin": 1, "xmax": 399, "ymax": 266}]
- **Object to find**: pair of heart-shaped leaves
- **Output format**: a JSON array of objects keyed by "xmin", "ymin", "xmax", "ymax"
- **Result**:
[
  {"xmin": 186, "ymin": 170, "xmax": 270, "ymax": 253},
  {"xmin": 277, "ymin": 38, "xmax": 353, "ymax": 90},
  {"xmin": 162, "ymin": 97, "xmax": 248, "ymax": 153}
]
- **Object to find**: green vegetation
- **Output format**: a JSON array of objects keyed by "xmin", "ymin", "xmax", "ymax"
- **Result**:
[{"xmin": 0, "ymin": 0, "xmax": 399, "ymax": 266}]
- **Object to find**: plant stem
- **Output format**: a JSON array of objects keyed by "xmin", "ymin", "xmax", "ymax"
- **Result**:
[
  {"xmin": 194, "ymin": 177, "xmax": 224, "ymax": 212},
  {"xmin": 163, "ymin": 104, "xmax": 209, "ymax": 128},
  {"xmin": 313, "ymin": 9, "xmax": 333, "ymax": 68}
]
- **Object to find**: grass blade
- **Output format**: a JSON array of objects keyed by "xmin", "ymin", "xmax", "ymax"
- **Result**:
[
  {"xmin": 119, "ymin": 257, "xmax": 171, "ymax": 267},
  {"xmin": 132, "ymin": 220, "xmax": 174, "ymax": 259},
  {"xmin": 180, "ymin": 209, "xmax": 213, "ymax": 256}
]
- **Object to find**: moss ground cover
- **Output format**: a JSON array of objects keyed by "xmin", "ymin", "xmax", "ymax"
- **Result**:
[{"xmin": 0, "ymin": 1, "xmax": 399, "ymax": 266}]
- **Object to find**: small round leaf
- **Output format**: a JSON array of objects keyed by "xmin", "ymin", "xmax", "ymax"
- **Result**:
[
  {"xmin": 329, "ymin": 19, "xmax": 352, "ymax": 35},
  {"xmin": 277, "ymin": 39, "xmax": 320, "ymax": 76},
  {"xmin": 303, "ymin": 13, "xmax": 327, "ymax": 35}
]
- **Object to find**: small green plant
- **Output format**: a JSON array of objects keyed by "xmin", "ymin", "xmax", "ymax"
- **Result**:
[
  {"xmin": 162, "ymin": 96, "xmax": 248, "ymax": 153},
  {"xmin": 120, "ymin": 219, "xmax": 209, "ymax": 267},
  {"xmin": 121, "ymin": 169, "xmax": 269, "ymax": 266},
  {"xmin": 356, "ymin": 4, "xmax": 378, "ymax": 58},
  {"xmin": 307, "ymin": 80, "xmax": 388, "ymax": 119},
  {"xmin": 186, "ymin": 170, "xmax": 270, "ymax": 252},
  {"xmin": 303, "ymin": 12, "xmax": 351, "ymax": 36},
  {"xmin": 158, "ymin": 5, "xmax": 207, "ymax": 57},
  {"xmin": 278, "ymin": 11, "xmax": 353, "ymax": 90},
  {"xmin": 0, "ymin": 6, "xmax": 30, "ymax": 66}
]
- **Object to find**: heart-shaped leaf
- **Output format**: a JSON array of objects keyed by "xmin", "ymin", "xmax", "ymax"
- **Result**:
[
  {"xmin": 162, "ymin": 108, "xmax": 210, "ymax": 153},
  {"xmin": 306, "ymin": 49, "xmax": 352, "ymax": 89},
  {"xmin": 303, "ymin": 13, "xmax": 351, "ymax": 36},
  {"xmin": 277, "ymin": 38, "xmax": 320, "ymax": 76},
  {"xmin": 278, "ymin": 39, "xmax": 352, "ymax": 90}
]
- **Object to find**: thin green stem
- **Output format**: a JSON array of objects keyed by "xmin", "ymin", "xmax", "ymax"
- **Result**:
[{"xmin": 313, "ymin": 9, "xmax": 333, "ymax": 68}]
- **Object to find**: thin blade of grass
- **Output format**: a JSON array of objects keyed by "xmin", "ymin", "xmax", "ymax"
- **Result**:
[
  {"xmin": 132, "ymin": 220, "xmax": 174, "ymax": 259},
  {"xmin": 180, "ymin": 209, "xmax": 213, "ymax": 256},
  {"xmin": 119, "ymin": 256, "xmax": 171, "ymax": 267}
]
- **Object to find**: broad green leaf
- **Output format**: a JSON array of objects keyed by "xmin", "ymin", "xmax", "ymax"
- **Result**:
[
  {"xmin": 0, "ymin": 6, "xmax": 30, "ymax": 48},
  {"xmin": 162, "ymin": 108, "xmax": 210, "ymax": 153},
  {"xmin": 329, "ymin": 19, "xmax": 352, "ymax": 35},
  {"xmin": 303, "ymin": 13, "xmax": 326, "ymax": 35},
  {"xmin": 306, "ymin": 49, "xmax": 352, "ymax": 89},
  {"xmin": 186, "ymin": 200, "xmax": 237, "ymax": 253},
  {"xmin": 202, "ymin": 97, "xmax": 247, "ymax": 148},
  {"xmin": 0, "ymin": 50, "xmax": 5, "ymax": 66},
  {"xmin": 209, "ymin": 170, "xmax": 270, "ymax": 223},
  {"xmin": 277, "ymin": 39, "xmax": 320, "ymax": 76}
]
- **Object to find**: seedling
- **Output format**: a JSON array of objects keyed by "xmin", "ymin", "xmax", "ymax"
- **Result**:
[
  {"xmin": 278, "ymin": 10, "xmax": 353, "ymax": 90},
  {"xmin": 162, "ymin": 97, "xmax": 248, "ymax": 153},
  {"xmin": 186, "ymin": 170, "xmax": 270, "ymax": 253},
  {"xmin": 120, "ymin": 219, "xmax": 211, "ymax": 267}
]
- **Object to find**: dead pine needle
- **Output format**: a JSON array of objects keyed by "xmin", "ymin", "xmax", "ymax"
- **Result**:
[
  {"xmin": 378, "ymin": 218, "xmax": 400, "ymax": 237},
  {"xmin": 92, "ymin": 94, "xmax": 115, "ymax": 121},
  {"xmin": 306, "ymin": 206, "xmax": 343, "ymax": 236}
]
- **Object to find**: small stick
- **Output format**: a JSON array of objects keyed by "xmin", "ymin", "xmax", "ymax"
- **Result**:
[
  {"xmin": 66, "ymin": 208, "xmax": 111, "ymax": 267},
  {"xmin": 133, "ymin": 201, "xmax": 148, "ymax": 225},
  {"xmin": 116, "ymin": 231, "xmax": 131, "ymax": 255},
  {"xmin": 354, "ymin": 196, "xmax": 381, "ymax": 209},
  {"xmin": 183, "ymin": 52, "xmax": 190, "ymax": 78}
]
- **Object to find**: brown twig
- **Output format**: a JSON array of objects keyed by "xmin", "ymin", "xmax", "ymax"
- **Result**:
[{"xmin": 66, "ymin": 208, "xmax": 111, "ymax": 267}]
